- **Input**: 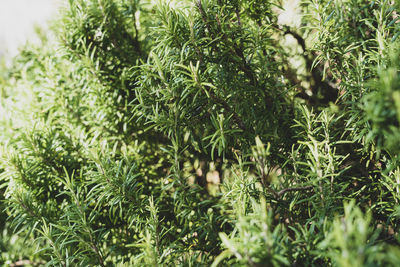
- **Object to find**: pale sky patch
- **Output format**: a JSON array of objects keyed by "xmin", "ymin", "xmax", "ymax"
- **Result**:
[
  {"xmin": 0, "ymin": 0, "xmax": 60, "ymax": 59},
  {"xmin": 278, "ymin": 0, "xmax": 302, "ymax": 28}
]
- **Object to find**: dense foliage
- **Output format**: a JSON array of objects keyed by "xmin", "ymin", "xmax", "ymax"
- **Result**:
[{"xmin": 1, "ymin": 0, "xmax": 400, "ymax": 265}]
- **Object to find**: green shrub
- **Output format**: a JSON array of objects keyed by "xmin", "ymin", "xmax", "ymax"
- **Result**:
[{"xmin": 1, "ymin": 0, "xmax": 400, "ymax": 266}]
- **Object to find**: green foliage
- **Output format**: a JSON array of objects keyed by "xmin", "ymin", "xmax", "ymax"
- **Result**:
[
  {"xmin": 318, "ymin": 201, "xmax": 399, "ymax": 266},
  {"xmin": 363, "ymin": 48, "xmax": 400, "ymax": 159},
  {"xmin": 1, "ymin": 0, "xmax": 400, "ymax": 266},
  {"xmin": 216, "ymin": 198, "xmax": 289, "ymax": 267}
]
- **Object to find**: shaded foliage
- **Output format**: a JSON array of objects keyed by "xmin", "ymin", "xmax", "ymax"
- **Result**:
[{"xmin": 1, "ymin": 0, "xmax": 400, "ymax": 266}]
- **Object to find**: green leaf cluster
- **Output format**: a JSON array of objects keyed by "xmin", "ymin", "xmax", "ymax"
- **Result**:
[{"xmin": 1, "ymin": 0, "xmax": 400, "ymax": 266}]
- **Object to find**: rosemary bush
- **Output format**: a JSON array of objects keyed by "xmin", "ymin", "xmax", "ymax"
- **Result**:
[{"xmin": 1, "ymin": 0, "xmax": 400, "ymax": 266}]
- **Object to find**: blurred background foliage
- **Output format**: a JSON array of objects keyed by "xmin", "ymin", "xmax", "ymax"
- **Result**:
[{"xmin": 1, "ymin": 0, "xmax": 400, "ymax": 266}]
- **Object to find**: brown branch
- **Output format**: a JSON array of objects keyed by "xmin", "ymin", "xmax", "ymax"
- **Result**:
[
  {"xmin": 267, "ymin": 184, "xmax": 314, "ymax": 198},
  {"xmin": 91, "ymin": 243, "xmax": 106, "ymax": 267},
  {"xmin": 276, "ymin": 185, "xmax": 313, "ymax": 197},
  {"xmin": 235, "ymin": 7, "xmax": 242, "ymax": 27},
  {"xmin": 272, "ymin": 24, "xmax": 338, "ymax": 104},
  {"xmin": 197, "ymin": 0, "xmax": 260, "ymax": 88},
  {"xmin": 207, "ymin": 88, "xmax": 247, "ymax": 132},
  {"xmin": 196, "ymin": 0, "xmax": 212, "ymax": 35},
  {"xmin": 130, "ymin": 2, "xmax": 142, "ymax": 57},
  {"xmin": 270, "ymin": 24, "xmax": 306, "ymax": 53}
]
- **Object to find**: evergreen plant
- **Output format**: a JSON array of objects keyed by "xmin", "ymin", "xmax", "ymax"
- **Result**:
[{"xmin": 1, "ymin": 0, "xmax": 400, "ymax": 266}]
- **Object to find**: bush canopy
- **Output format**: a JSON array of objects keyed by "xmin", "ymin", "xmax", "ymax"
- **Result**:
[{"xmin": 1, "ymin": 0, "xmax": 400, "ymax": 266}]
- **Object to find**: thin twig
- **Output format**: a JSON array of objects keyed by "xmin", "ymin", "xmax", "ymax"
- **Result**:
[
  {"xmin": 276, "ymin": 185, "xmax": 313, "ymax": 197},
  {"xmin": 235, "ymin": 8, "xmax": 242, "ymax": 27},
  {"xmin": 208, "ymin": 90, "xmax": 247, "ymax": 131},
  {"xmin": 271, "ymin": 24, "xmax": 338, "ymax": 104},
  {"xmin": 267, "ymin": 184, "xmax": 314, "ymax": 198}
]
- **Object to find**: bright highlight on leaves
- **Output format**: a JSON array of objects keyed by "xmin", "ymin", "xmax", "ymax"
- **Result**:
[{"xmin": 0, "ymin": 0, "xmax": 400, "ymax": 266}]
